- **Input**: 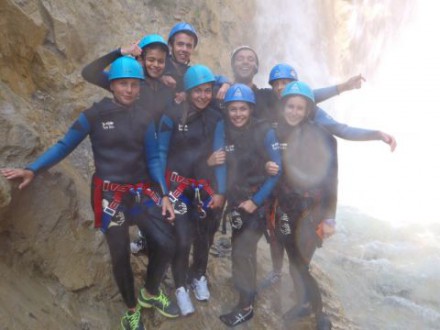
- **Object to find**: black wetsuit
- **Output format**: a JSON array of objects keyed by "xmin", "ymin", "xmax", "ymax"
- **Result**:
[
  {"xmin": 158, "ymin": 101, "xmax": 223, "ymax": 287},
  {"xmin": 214, "ymin": 118, "xmax": 282, "ymax": 308},
  {"xmin": 163, "ymin": 54, "xmax": 189, "ymax": 93},
  {"xmin": 27, "ymin": 98, "xmax": 174, "ymax": 308},
  {"xmin": 255, "ymin": 85, "xmax": 376, "ymax": 279},
  {"xmin": 274, "ymin": 118, "xmax": 338, "ymax": 317}
]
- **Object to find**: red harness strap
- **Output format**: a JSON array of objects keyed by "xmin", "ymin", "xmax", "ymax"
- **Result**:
[
  {"xmin": 166, "ymin": 171, "xmax": 215, "ymax": 201},
  {"xmin": 92, "ymin": 176, "xmax": 161, "ymax": 228},
  {"xmin": 266, "ymin": 198, "xmax": 278, "ymax": 241}
]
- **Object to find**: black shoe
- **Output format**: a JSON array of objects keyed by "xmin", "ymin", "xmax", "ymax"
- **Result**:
[
  {"xmin": 316, "ymin": 313, "xmax": 332, "ymax": 330},
  {"xmin": 282, "ymin": 304, "xmax": 312, "ymax": 321},
  {"xmin": 219, "ymin": 306, "xmax": 254, "ymax": 327}
]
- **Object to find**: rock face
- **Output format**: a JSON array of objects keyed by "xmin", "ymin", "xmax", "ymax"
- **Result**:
[{"xmin": 0, "ymin": 1, "xmax": 356, "ymax": 329}]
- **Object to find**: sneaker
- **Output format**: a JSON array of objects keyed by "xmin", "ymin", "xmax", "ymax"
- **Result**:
[
  {"xmin": 120, "ymin": 306, "xmax": 144, "ymax": 330},
  {"xmin": 175, "ymin": 286, "xmax": 195, "ymax": 316},
  {"xmin": 137, "ymin": 288, "xmax": 179, "ymax": 318},
  {"xmin": 258, "ymin": 270, "xmax": 282, "ymax": 291},
  {"xmin": 282, "ymin": 303, "xmax": 312, "ymax": 321},
  {"xmin": 316, "ymin": 313, "xmax": 332, "ymax": 330},
  {"xmin": 219, "ymin": 306, "xmax": 253, "ymax": 327},
  {"xmin": 191, "ymin": 275, "xmax": 210, "ymax": 301}
]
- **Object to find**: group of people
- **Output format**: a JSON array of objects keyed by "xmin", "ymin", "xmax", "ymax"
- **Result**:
[{"xmin": 1, "ymin": 21, "xmax": 396, "ymax": 330}]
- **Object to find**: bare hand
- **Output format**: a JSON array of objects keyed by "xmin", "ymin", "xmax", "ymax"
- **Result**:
[
  {"xmin": 316, "ymin": 219, "xmax": 336, "ymax": 240},
  {"xmin": 265, "ymin": 161, "xmax": 279, "ymax": 176},
  {"xmin": 238, "ymin": 199, "xmax": 257, "ymax": 214},
  {"xmin": 161, "ymin": 196, "xmax": 175, "ymax": 222},
  {"xmin": 174, "ymin": 91, "xmax": 186, "ymax": 104},
  {"xmin": 161, "ymin": 75, "xmax": 177, "ymax": 89},
  {"xmin": 379, "ymin": 131, "xmax": 397, "ymax": 152},
  {"xmin": 208, "ymin": 194, "xmax": 225, "ymax": 209},
  {"xmin": 121, "ymin": 40, "xmax": 142, "ymax": 57},
  {"xmin": 207, "ymin": 149, "xmax": 226, "ymax": 166},
  {"xmin": 216, "ymin": 83, "xmax": 230, "ymax": 100},
  {"xmin": 337, "ymin": 74, "xmax": 366, "ymax": 93},
  {"xmin": 1, "ymin": 168, "xmax": 34, "ymax": 190}
]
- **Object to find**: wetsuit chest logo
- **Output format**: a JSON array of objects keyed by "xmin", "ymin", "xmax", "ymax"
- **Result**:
[
  {"xmin": 225, "ymin": 145, "xmax": 235, "ymax": 152},
  {"xmin": 102, "ymin": 121, "xmax": 115, "ymax": 130},
  {"xmin": 272, "ymin": 142, "xmax": 280, "ymax": 150},
  {"xmin": 178, "ymin": 124, "xmax": 188, "ymax": 132},
  {"xmin": 279, "ymin": 143, "xmax": 288, "ymax": 150}
]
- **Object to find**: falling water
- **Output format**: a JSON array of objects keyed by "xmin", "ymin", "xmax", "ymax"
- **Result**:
[{"xmin": 255, "ymin": 1, "xmax": 440, "ymax": 329}]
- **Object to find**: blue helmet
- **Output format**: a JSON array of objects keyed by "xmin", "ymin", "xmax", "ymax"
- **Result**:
[
  {"xmin": 168, "ymin": 22, "xmax": 198, "ymax": 47},
  {"xmin": 108, "ymin": 56, "xmax": 144, "ymax": 81},
  {"xmin": 224, "ymin": 83, "xmax": 256, "ymax": 105},
  {"xmin": 269, "ymin": 64, "xmax": 298, "ymax": 85},
  {"xmin": 281, "ymin": 81, "xmax": 315, "ymax": 103},
  {"xmin": 183, "ymin": 64, "xmax": 215, "ymax": 91},
  {"xmin": 138, "ymin": 34, "xmax": 168, "ymax": 53}
]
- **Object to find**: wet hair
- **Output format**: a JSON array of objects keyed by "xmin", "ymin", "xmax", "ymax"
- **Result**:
[
  {"xmin": 140, "ymin": 43, "xmax": 168, "ymax": 61},
  {"xmin": 282, "ymin": 95, "xmax": 314, "ymax": 119},
  {"xmin": 168, "ymin": 31, "xmax": 197, "ymax": 48}
]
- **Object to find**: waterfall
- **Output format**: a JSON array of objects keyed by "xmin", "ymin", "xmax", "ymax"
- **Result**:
[{"xmin": 254, "ymin": 1, "xmax": 440, "ymax": 329}]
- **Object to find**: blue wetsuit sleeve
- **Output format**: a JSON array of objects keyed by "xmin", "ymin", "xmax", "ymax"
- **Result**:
[
  {"xmin": 81, "ymin": 49, "xmax": 122, "ymax": 92},
  {"xmin": 314, "ymin": 107, "xmax": 382, "ymax": 140},
  {"xmin": 313, "ymin": 86, "xmax": 339, "ymax": 104},
  {"xmin": 251, "ymin": 129, "xmax": 282, "ymax": 206},
  {"xmin": 26, "ymin": 113, "xmax": 90, "ymax": 173},
  {"xmin": 144, "ymin": 121, "xmax": 168, "ymax": 195},
  {"xmin": 157, "ymin": 114, "xmax": 174, "ymax": 178},
  {"xmin": 213, "ymin": 120, "xmax": 227, "ymax": 195},
  {"xmin": 214, "ymin": 75, "xmax": 231, "ymax": 86}
]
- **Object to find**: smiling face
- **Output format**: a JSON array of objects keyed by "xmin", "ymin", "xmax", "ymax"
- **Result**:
[
  {"xmin": 283, "ymin": 95, "xmax": 310, "ymax": 126},
  {"xmin": 227, "ymin": 101, "xmax": 252, "ymax": 128},
  {"xmin": 143, "ymin": 46, "xmax": 167, "ymax": 79},
  {"xmin": 110, "ymin": 78, "xmax": 140, "ymax": 106},
  {"xmin": 272, "ymin": 78, "xmax": 293, "ymax": 99},
  {"xmin": 170, "ymin": 32, "xmax": 195, "ymax": 64},
  {"xmin": 232, "ymin": 49, "xmax": 258, "ymax": 83},
  {"xmin": 189, "ymin": 82, "xmax": 213, "ymax": 110}
]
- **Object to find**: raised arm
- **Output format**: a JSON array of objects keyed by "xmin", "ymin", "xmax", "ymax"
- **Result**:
[
  {"xmin": 314, "ymin": 106, "xmax": 397, "ymax": 151},
  {"xmin": 313, "ymin": 74, "xmax": 365, "ymax": 104},
  {"xmin": 81, "ymin": 49, "xmax": 122, "ymax": 91}
]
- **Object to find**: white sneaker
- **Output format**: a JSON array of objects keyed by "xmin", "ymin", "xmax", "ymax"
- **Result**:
[
  {"xmin": 192, "ymin": 275, "xmax": 210, "ymax": 301},
  {"xmin": 175, "ymin": 286, "xmax": 195, "ymax": 316}
]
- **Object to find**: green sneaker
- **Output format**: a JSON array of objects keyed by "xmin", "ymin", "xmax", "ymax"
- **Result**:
[
  {"xmin": 138, "ymin": 288, "xmax": 180, "ymax": 318},
  {"xmin": 120, "ymin": 306, "xmax": 144, "ymax": 330}
]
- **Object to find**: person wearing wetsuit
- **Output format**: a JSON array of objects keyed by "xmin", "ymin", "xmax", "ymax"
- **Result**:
[
  {"xmin": 1, "ymin": 57, "xmax": 179, "ymax": 330},
  {"xmin": 81, "ymin": 34, "xmax": 173, "ymax": 123},
  {"xmin": 213, "ymin": 84, "xmax": 282, "ymax": 327},
  {"xmin": 262, "ymin": 64, "xmax": 397, "ymax": 289},
  {"xmin": 275, "ymin": 81, "xmax": 338, "ymax": 330},
  {"xmin": 157, "ymin": 64, "xmax": 225, "ymax": 316}
]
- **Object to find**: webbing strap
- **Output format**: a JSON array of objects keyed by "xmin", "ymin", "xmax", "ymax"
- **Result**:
[
  {"xmin": 92, "ymin": 176, "xmax": 161, "ymax": 228},
  {"xmin": 167, "ymin": 171, "xmax": 215, "ymax": 201}
]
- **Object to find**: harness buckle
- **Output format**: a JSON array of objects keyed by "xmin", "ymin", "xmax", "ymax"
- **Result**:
[
  {"xmin": 198, "ymin": 205, "xmax": 207, "ymax": 219},
  {"xmin": 103, "ymin": 206, "xmax": 116, "ymax": 217},
  {"xmin": 168, "ymin": 192, "xmax": 178, "ymax": 203}
]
